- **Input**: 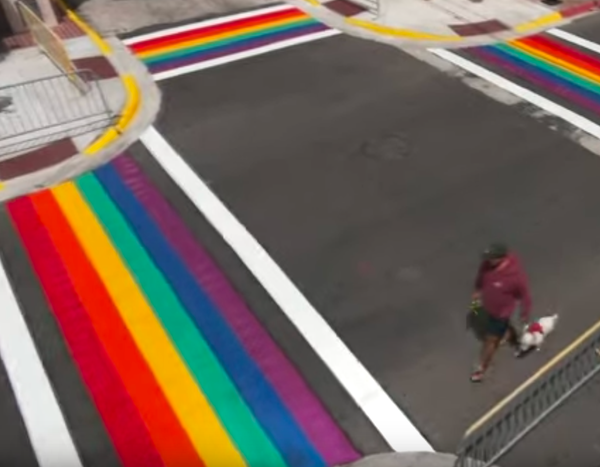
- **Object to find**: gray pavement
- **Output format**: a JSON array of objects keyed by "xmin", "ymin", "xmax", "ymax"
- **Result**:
[
  {"xmin": 340, "ymin": 453, "xmax": 460, "ymax": 467},
  {"xmin": 338, "ymin": 452, "xmax": 499, "ymax": 467},
  {"xmin": 71, "ymin": 0, "xmax": 272, "ymax": 35},
  {"xmin": 154, "ymin": 31, "xmax": 600, "ymax": 466}
]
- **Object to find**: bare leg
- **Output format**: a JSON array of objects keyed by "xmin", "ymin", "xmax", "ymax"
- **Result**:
[
  {"xmin": 480, "ymin": 335, "xmax": 501, "ymax": 372},
  {"xmin": 501, "ymin": 325, "xmax": 517, "ymax": 347},
  {"xmin": 472, "ymin": 335, "xmax": 501, "ymax": 381}
]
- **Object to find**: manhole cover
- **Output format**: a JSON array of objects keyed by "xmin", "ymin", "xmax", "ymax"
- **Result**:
[{"xmin": 361, "ymin": 132, "xmax": 410, "ymax": 161}]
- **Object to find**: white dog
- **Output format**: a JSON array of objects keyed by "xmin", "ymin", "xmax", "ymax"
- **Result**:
[{"xmin": 516, "ymin": 314, "xmax": 559, "ymax": 356}]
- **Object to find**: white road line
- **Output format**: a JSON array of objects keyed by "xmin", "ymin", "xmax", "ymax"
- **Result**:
[
  {"xmin": 152, "ymin": 29, "xmax": 341, "ymax": 81},
  {"xmin": 123, "ymin": 4, "xmax": 294, "ymax": 45},
  {"xmin": 140, "ymin": 126, "xmax": 434, "ymax": 453},
  {"xmin": 135, "ymin": 2, "xmax": 600, "ymax": 450},
  {"xmin": 429, "ymin": 48, "xmax": 600, "ymax": 139},
  {"xmin": 547, "ymin": 28, "xmax": 600, "ymax": 55},
  {"xmin": 0, "ymin": 254, "xmax": 82, "ymax": 467}
]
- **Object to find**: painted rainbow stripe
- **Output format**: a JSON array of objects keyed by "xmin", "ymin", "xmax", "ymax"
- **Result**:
[
  {"xmin": 466, "ymin": 34, "xmax": 600, "ymax": 116},
  {"xmin": 130, "ymin": 1, "xmax": 600, "ymax": 122},
  {"xmin": 7, "ymin": 154, "xmax": 360, "ymax": 467},
  {"xmin": 129, "ymin": 7, "xmax": 325, "ymax": 75}
]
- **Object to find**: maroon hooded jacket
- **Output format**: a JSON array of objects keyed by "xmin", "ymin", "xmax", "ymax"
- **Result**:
[{"xmin": 474, "ymin": 253, "xmax": 532, "ymax": 321}]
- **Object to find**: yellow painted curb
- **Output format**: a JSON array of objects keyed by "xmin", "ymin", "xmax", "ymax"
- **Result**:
[
  {"xmin": 302, "ymin": 0, "xmax": 320, "ymax": 5},
  {"xmin": 66, "ymin": 10, "xmax": 112, "ymax": 55},
  {"xmin": 84, "ymin": 74, "xmax": 140, "ymax": 156},
  {"xmin": 84, "ymin": 127, "xmax": 120, "ymax": 155},
  {"xmin": 514, "ymin": 11, "xmax": 563, "ymax": 33},
  {"xmin": 52, "ymin": 2, "xmax": 142, "ymax": 156},
  {"xmin": 54, "ymin": 0, "xmax": 112, "ymax": 54},
  {"xmin": 116, "ymin": 74, "xmax": 141, "ymax": 133},
  {"xmin": 346, "ymin": 17, "xmax": 461, "ymax": 42}
]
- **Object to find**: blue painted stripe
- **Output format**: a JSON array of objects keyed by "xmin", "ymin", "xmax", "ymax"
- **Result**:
[
  {"xmin": 144, "ymin": 22, "xmax": 325, "ymax": 66},
  {"xmin": 95, "ymin": 163, "xmax": 326, "ymax": 467}
]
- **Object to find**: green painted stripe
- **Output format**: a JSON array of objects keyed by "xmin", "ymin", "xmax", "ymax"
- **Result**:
[
  {"xmin": 76, "ymin": 174, "xmax": 288, "ymax": 467},
  {"xmin": 497, "ymin": 43, "xmax": 600, "ymax": 96},
  {"xmin": 143, "ymin": 18, "xmax": 315, "ymax": 65}
]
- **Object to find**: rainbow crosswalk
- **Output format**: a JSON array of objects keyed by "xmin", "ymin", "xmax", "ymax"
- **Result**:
[
  {"xmin": 464, "ymin": 33, "xmax": 600, "ymax": 117},
  {"xmin": 5, "ymin": 153, "xmax": 360, "ymax": 467},
  {"xmin": 125, "ymin": 5, "xmax": 331, "ymax": 78},
  {"xmin": 127, "ymin": 3, "xmax": 600, "ymax": 124},
  {"xmin": 3, "ymin": 5, "xmax": 600, "ymax": 467}
]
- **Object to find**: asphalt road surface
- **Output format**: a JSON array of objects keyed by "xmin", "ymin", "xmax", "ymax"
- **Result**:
[
  {"xmin": 153, "ymin": 23, "xmax": 600, "ymax": 467},
  {"xmin": 1, "ymin": 6, "xmax": 600, "ymax": 467}
]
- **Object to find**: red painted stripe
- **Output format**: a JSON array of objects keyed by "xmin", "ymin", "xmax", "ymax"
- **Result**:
[
  {"xmin": 7, "ymin": 194, "xmax": 166, "ymax": 467},
  {"xmin": 29, "ymin": 190, "xmax": 205, "ymax": 467},
  {"xmin": 130, "ymin": 8, "xmax": 304, "ymax": 53},
  {"xmin": 520, "ymin": 35, "xmax": 600, "ymax": 76},
  {"xmin": 560, "ymin": 1, "xmax": 599, "ymax": 18}
]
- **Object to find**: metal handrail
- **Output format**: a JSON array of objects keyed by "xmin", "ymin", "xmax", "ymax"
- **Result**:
[{"xmin": 0, "ymin": 69, "xmax": 115, "ymax": 156}]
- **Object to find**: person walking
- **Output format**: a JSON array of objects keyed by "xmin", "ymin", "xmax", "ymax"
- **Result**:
[{"xmin": 470, "ymin": 243, "xmax": 532, "ymax": 382}]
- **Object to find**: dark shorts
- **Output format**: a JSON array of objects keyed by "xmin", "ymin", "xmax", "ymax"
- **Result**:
[{"xmin": 485, "ymin": 314, "xmax": 510, "ymax": 338}]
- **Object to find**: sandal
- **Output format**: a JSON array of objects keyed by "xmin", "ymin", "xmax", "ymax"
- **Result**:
[{"xmin": 470, "ymin": 368, "xmax": 485, "ymax": 383}]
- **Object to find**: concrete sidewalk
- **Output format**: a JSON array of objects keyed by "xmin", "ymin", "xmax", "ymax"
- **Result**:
[
  {"xmin": 338, "ymin": 452, "xmax": 499, "ymax": 467},
  {"xmin": 62, "ymin": 0, "xmax": 600, "ymax": 49},
  {"xmin": 288, "ymin": 0, "xmax": 600, "ymax": 47},
  {"xmin": 0, "ymin": 5, "xmax": 160, "ymax": 201}
]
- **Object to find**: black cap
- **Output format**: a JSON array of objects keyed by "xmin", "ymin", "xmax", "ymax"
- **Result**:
[{"xmin": 482, "ymin": 242, "xmax": 509, "ymax": 260}]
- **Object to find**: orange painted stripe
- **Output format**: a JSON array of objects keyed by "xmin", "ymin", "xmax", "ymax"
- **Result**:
[
  {"xmin": 521, "ymin": 35, "xmax": 600, "ymax": 76},
  {"xmin": 30, "ymin": 190, "xmax": 205, "ymax": 467},
  {"xmin": 136, "ymin": 15, "xmax": 308, "ymax": 60},
  {"xmin": 131, "ymin": 8, "xmax": 305, "ymax": 53}
]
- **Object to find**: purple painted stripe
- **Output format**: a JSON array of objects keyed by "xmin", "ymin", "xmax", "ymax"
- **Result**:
[
  {"xmin": 111, "ymin": 155, "xmax": 361, "ymax": 466},
  {"xmin": 149, "ymin": 22, "xmax": 328, "ymax": 74},
  {"xmin": 469, "ymin": 47, "xmax": 600, "ymax": 115}
]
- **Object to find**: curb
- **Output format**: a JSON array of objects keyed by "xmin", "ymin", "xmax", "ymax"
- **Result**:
[
  {"xmin": 84, "ymin": 73, "xmax": 141, "ymax": 155},
  {"xmin": 346, "ymin": 17, "xmax": 460, "ymax": 41},
  {"xmin": 54, "ymin": 0, "xmax": 142, "ymax": 157},
  {"xmin": 299, "ymin": 0, "xmax": 600, "ymax": 43}
]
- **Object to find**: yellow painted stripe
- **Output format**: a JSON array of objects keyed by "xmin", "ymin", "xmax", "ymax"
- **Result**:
[
  {"xmin": 514, "ymin": 12, "xmax": 563, "ymax": 33},
  {"xmin": 85, "ymin": 74, "xmax": 141, "ymax": 156},
  {"xmin": 510, "ymin": 39, "xmax": 600, "ymax": 86},
  {"xmin": 303, "ymin": 0, "xmax": 320, "ymax": 5},
  {"xmin": 116, "ymin": 74, "xmax": 141, "ymax": 133},
  {"xmin": 346, "ymin": 17, "xmax": 461, "ymax": 41},
  {"xmin": 137, "ymin": 14, "xmax": 307, "ymax": 59},
  {"xmin": 63, "ymin": 8, "xmax": 112, "ymax": 55},
  {"xmin": 52, "ymin": 182, "xmax": 247, "ymax": 467},
  {"xmin": 84, "ymin": 128, "xmax": 119, "ymax": 155}
]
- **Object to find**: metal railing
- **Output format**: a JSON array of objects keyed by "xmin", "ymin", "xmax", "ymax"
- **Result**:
[
  {"xmin": 455, "ymin": 323, "xmax": 600, "ymax": 467},
  {"xmin": 0, "ymin": 70, "xmax": 115, "ymax": 156}
]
